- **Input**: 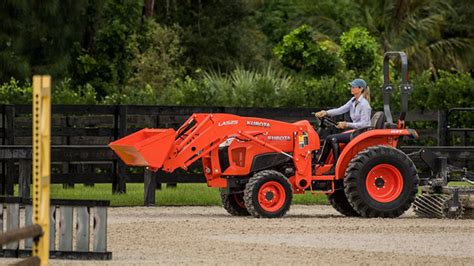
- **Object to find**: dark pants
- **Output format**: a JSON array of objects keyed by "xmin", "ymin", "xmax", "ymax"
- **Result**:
[{"xmin": 318, "ymin": 132, "xmax": 352, "ymax": 165}]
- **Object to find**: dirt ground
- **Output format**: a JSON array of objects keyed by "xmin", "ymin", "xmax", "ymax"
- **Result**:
[{"xmin": 3, "ymin": 205, "xmax": 474, "ymax": 265}]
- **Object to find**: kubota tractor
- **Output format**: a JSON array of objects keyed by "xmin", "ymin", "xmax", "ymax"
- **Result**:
[{"xmin": 109, "ymin": 52, "xmax": 422, "ymax": 218}]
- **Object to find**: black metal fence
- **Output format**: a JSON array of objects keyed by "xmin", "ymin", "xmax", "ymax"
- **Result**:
[{"xmin": 0, "ymin": 105, "xmax": 472, "ymax": 196}]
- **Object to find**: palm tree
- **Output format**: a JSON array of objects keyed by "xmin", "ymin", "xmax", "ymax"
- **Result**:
[
  {"xmin": 279, "ymin": 0, "xmax": 472, "ymax": 73},
  {"xmin": 355, "ymin": 0, "xmax": 471, "ymax": 72}
]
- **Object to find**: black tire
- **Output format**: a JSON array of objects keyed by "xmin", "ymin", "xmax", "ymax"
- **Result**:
[
  {"xmin": 328, "ymin": 187, "xmax": 360, "ymax": 217},
  {"xmin": 220, "ymin": 192, "xmax": 250, "ymax": 216},
  {"xmin": 344, "ymin": 146, "xmax": 419, "ymax": 218},
  {"xmin": 244, "ymin": 170, "xmax": 293, "ymax": 218}
]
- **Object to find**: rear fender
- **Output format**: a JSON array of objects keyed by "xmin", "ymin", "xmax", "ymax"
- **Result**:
[{"xmin": 335, "ymin": 129, "xmax": 418, "ymax": 179}]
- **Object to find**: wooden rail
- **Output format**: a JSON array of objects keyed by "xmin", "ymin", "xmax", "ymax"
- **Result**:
[{"xmin": 0, "ymin": 197, "xmax": 112, "ymax": 260}]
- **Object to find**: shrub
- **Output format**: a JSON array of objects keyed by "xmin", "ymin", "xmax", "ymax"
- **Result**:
[
  {"xmin": 273, "ymin": 25, "xmax": 341, "ymax": 76},
  {"xmin": 52, "ymin": 78, "xmax": 98, "ymax": 104},
  {"xmin": 0, "ymin": 78, "xmax": 32, "ymax": 104},
  {"xmin": 101, "ymin": 84, "xmax": 157, "ymax": 105},
  {"xmin": 340, "ymin": 27, "xmax": 380, "ymax": 73},
  {"xmin": 129, "ymin": 20, "xmax": 184, "ymax": 95},
  {"xmin": 164, "ymin": 66, "xmax": 293, "ymax": 107},
  {"xmin": 281, "ymin": 71, "xmax": 355, "ymax": 108}
]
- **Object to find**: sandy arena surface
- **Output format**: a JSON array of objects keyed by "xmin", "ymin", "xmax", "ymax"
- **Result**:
[{"xmin": 3, "ymin": 205, "xmax": 474, "ymax": 265}]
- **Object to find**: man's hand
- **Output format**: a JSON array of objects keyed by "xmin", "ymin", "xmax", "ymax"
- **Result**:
[
  {"xmin": 315, "ymin": 110, "xmax": 327, "ymax": 118},
  {"xmin": 336, "ymin": 121, "xmax": 348, "ymax": 129}
]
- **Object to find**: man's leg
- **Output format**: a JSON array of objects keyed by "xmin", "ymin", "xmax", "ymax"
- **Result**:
[
  {"xmin": 319, "ymin": 132, "xmax": 352, "ymax": 174},
  {"xmin": 331, "ymin": 132, "xmax": 351, "ymax": 163},
  {"xmin": 318, "ymin": 134, "xmax": 336, "ymax": 165}
]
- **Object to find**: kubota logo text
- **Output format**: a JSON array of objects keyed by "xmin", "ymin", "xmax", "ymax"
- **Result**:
[
  {"xmin": 246, "ymin": 121, "xmax": 271, "ymax": 127},
  {"xmin": 267, "ymin": 136, "xmax": 291, "ymax": 141}
]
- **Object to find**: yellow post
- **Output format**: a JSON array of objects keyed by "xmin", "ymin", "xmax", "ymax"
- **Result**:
[{"xmin": 32, "ymin": 75, "xmax": 51, "ymax": 265}]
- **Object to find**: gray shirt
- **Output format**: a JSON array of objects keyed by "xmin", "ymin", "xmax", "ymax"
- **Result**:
[{"xmin": 326, "ymin": 95, "xmax": 372, "ymax": 129}]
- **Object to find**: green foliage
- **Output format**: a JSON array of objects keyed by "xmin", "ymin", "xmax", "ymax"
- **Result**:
[
  {"xmin": 163, "ymin": 66, "xmax": 293, "ymax": 107},
  {"xmin": 129, "ymin": 20, "xmax": 184, "ymax": 95},
  {"xmin": 52, "ymin": 79, "xmax": 97, "ymax": 105},
  {"xmin": 155, "ymin": 0, "xmax": 268, "ymax": 71},
  {"xmin": 225, "ymin": 66, "xmax": 293, "ymax": 107},
  {"xmin": 273, "ymin": 25, "xmax": 341, "ymax": 76},
  {"xmin": 0, "ymin": 78, "xmax": 32, "ymax": 104},
  {"xmin": 340, "ymin": 27, "xmax": 380, "ymax": 73},
  {"xmin": 0, "ymin": 0, "xmax": 473, "ymax": 111},
  {"xmin": 73, "ymin": 0, "xmax": 144, "ymax": 97},
  {"xmin": 0, "ymin": 77, "xmax": 99, "ymax": 104},
  {"xmin": 281, "ymin": 71, "xmax": 355, "ymax": 108},
  {"xmin": 412, "ymin": 70, "xmax": 474, "ymax": 110},
  {"xmin": 0, "ymin": 0, "xmax": 89, "ymax": 83},
  {"xmin": 102, "ymin": 84, "xmax": 157, "ymax": 105}
]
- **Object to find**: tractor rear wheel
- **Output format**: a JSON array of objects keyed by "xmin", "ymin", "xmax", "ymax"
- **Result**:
[
  {"xmin": 221, "ymin": 192, "xmax": 250, "ymax": 216},
  {"xmin": 244, "ymin": 170, "xmax": 293, "ymax": 218},
  {"xmin": 328, "ymin": 186, "xmax": 360, "ymax": 217},
  {"xmin": 344, "ymin": 146, "xmax": 419, "ymax": 218}
]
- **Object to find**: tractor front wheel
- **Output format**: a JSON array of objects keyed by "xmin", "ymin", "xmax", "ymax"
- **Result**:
[
  {"xmin": 344, "ymin": 146, "xmax": 419, "ymax": 218},
  {"xmin": 244, "ymin": 170, "xmax": 293, "ymax": 218},
  {"xmin": 221, "ymin": 192, "xmax": 250, "ymax": 216}
]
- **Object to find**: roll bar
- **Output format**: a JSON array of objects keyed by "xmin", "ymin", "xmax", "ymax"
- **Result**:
[{"xmin": 382, "ymin": 51, "xmax": 413, "ymax": 128}]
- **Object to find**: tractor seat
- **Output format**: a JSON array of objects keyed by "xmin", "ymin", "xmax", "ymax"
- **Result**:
[{"xmin": 349, "ymin": 111, "xmax": 386, "ymax": 139}]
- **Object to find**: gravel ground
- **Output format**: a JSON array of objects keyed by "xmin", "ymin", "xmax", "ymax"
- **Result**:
[{"xmin": 3, "ymin": 205, "xmax": 474, "ymax": 265}]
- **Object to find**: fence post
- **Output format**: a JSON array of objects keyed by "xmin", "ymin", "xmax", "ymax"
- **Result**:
[
  {"xmin": 144, "ymin": 169, "xmax": 156, "ymax": 206},
  {"xmin": 437, "ymin": 110, "xmax": 449, "ymax": 146},
  {"xmin": 113, "ymin": 105, "xmax": 127, "ymax": 194},
  {"xmin": 58, "ymin": 206, "xmax": 73, "ymax": 251},
  {"xmin": 63, "ymin": 116, "xmax": 74, "ymax": 189},
  {"xmin": 24, "ymin": 205, "xmax": 33, "ymax": 249},
  {"xmin": 1, "ymin": 105, "xmax": 4, "ymax": 195},
  {"xmin": 4, "ymin": 105, "xmax": 15, "ymax": 195},
  {"xmin": 62, "ymin": 162, "xmax": 74, "ymax": 189},
  {"xmin": 92, "ymin": 206, "xmax": 107, "ymax": 252},
  {"xmin": 83, "ymin": 163, "xmax": 95, "ymax": 187},
  {"xmin": 75, "ymin": 206, "xmax": 90, "ymax": 252},
  {"xmin": 18, "ymin": 159, "xmax": 31, "ymax": 199},
  {"xmin": 6, "ymin": 202, "xmax": 20, "ymax": 250}
]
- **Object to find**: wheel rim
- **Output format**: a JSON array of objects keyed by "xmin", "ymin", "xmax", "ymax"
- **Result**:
[
  {"xmin": 233, "ymin": 193, "xmax": 246, "ymax": 208},
  {"xmin": 258, "ymin": 181, "xmax": 286, "ymax": 212},
  {"xmin": 365, "ymin": 164, "xmax": 403, "ymax": 203}
]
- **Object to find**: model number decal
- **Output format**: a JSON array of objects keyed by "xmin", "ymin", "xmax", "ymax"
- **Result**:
[
  {"xmin": 390, "ymin": 130, "xmax": 403, "ymax": 134},
  {"xmin": 218, "ymin": 120, "xmax": 238, "ymax": 126}
]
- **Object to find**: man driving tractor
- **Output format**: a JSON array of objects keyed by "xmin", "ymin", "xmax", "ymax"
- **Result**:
[{"xmin": 315, "ymin": 78, "xmax": 372, "ymax": 174}]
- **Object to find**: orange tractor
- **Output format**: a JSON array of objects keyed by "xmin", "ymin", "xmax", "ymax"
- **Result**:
[{"xmin": 110, "ymin": 52, "xmax": 420, "ymax": 218}]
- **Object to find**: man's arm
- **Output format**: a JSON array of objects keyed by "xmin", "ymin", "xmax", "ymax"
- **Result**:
[{"xmin": 326, "ymin": 99, "xmax": 352, "ymax": 117}]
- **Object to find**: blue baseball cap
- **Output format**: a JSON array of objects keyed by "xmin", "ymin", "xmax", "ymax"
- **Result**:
[{"xmin": 349, "ymin": 78, "xmax": 367, "ymax": 89}]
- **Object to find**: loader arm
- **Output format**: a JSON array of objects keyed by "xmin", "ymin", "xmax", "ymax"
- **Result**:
[{"xmin": 109, "ymin": 113, "xmax": 320, "ymax": 188}]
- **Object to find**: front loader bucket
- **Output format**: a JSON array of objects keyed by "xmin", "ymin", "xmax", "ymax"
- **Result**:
[{"xmin": 109, "ymin": 128, "xmax": 176, "ymax": 169}]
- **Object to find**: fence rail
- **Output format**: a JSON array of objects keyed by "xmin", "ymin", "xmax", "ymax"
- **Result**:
[
  {"xmin": 0, "ymin": 197, "xmax": 111, "ymax": 260},
  {"xmin": 1, "ymin": 105, "xmax": 472, "ymax": 197}
]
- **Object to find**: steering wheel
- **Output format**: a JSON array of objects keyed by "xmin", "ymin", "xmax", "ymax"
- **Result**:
[
  {"xmin": 320, "ymin": 116, "xmax": 338, "ymax": 129},
  {"xmin": 313, "ymin": 113, "xmax": 338, "ymax": 129}
]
